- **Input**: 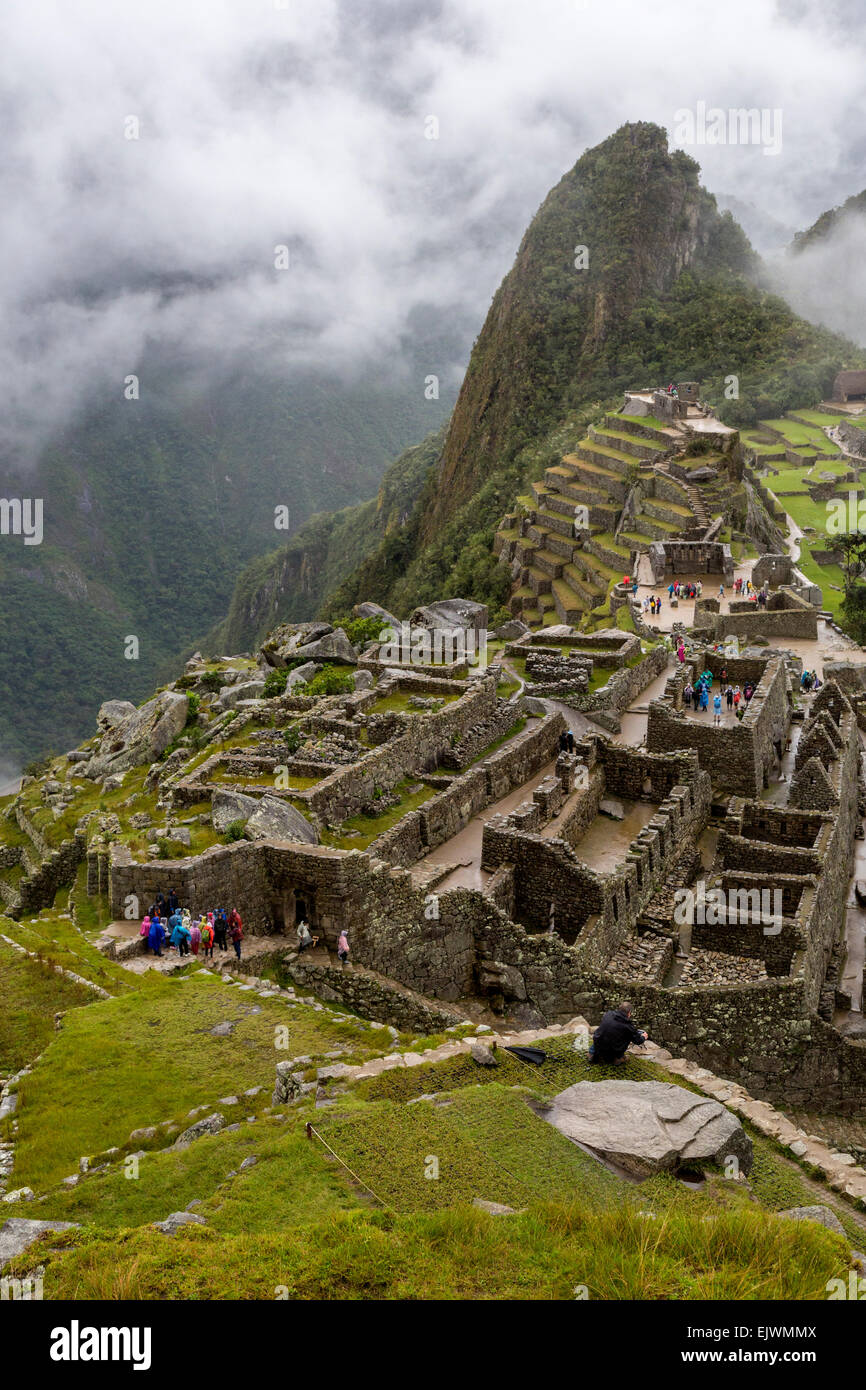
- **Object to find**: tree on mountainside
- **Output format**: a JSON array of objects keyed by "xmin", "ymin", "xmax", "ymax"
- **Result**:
[{"xmin": 838, "ymin": 530, "xmax": 866, "ymax": 644}]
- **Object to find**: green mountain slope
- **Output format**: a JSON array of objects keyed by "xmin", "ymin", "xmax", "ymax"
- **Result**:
[
  {"xmin": 791, "ymin": 188, "xmax": 866, "ymax": 253},
  {"xmin": 299, "ymin": 124, "xmax": 864, "ymax": 623},
  {"xmin": 1, "ymin": 369, "xmax": 452, "ymax": 766}
]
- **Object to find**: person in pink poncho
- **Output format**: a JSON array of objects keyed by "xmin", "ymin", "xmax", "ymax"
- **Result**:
[{"xmin": 189, "ymin": 919, "xmax": 202, "ymax": 955}]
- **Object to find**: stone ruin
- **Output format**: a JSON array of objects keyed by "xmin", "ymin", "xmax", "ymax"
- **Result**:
[
  {"xmin": 646, "ymin": 647, "xmax": 790, "ymax": 798},
  {"xmin": 648, "ymin": 539, "xmax": 735, "ymax": 586},
  {"xmin": 12, "ymin": 578, "xmax": 866, "ymax": 1126},
  {"xmin": 833, "ymin": 369, "xmax": 866, "ymax": 403},
  {"xmin": 751, "ymin": 553, "xmax": 794, "ymax": 589}
]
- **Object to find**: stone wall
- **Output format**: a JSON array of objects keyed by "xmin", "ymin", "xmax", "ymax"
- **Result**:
[
  {"xmin": 439, "ymin": 699, "xmax": 525, "ymax": 768},
  {"xmin": 480, "ymin": 737, "xmax": 710, "ymax": 960},
  {"xmin": 303, "ymin": 678, "xmax": 498, "ymax": 824},
  {"xmin": 368, "ymin": 767, "xmax": 488, "ymax": 868},
  {"xmin": 752, "ymin": 553, "xmax": 794, "ymax": 589},
  {"xmin": 109, "ymin": 714, "xmax": 566, "ymax": 926},
  {"xmin": 15, "ymin": 834, "xmax": 86, "ymax": 920},
  {"xmin": 586, "ymin": 646, "xmax": 670, "ymax": 719},
  {"xmin": 646, "ymin": 656, "xmax": 789, "ymax": 796},
  {"xmin": 715, "ymin": 588, "xmax": 817, "ymax": 641},
  {"xmin": 506, "ymin": 630, "xmax": 641, "ymax": 671},
  {"xmin": 648, "ymin": 540, "xmax": 735, "ymax": 584},
  {"xmin": 279, "ymin": 956, "xmax": 466, "ymax": 1032}
]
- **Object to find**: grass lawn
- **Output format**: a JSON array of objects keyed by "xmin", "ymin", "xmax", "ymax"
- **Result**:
[
  {"xmin": 797, "ymin": 545, "xmax": 847, "ymax": 618},
  {"xmin": 9, "ymin": 974, "xmax": 406, "ymax": 1190},
  {"xmin": 618, "ymin": 413, "xmax": 672, "ymax": 434},
  {"xmin": 12, "ymin": 1061, "xmax": 857, "ymax": 1301},
  {"xmin": 366, "ymin": 691, "xmax": 460, "ymax": 716},
  {"xmin": 1, "ymin": 911, "xmax": 143, "ymax": 998},
  {"xmin": 759, "ymin": 418, "xmax": 838, "ymax": 451},
  {"xmin": 320, "ymin": 779, "xmax": 438, "ymax": 850},
  {"xmin": 0, "ymin": 940, "xmax": 95, "ymax": 1075},
  {"xmin": 788, "ymin": 409, "xmax": 853, "ymax": 429},
  {"xmin": 34, "ymin": 1114, "xmax": 358, "ymax": 1234},
  {"xmin": 13, "ymin": 1199, "xmax": 848, "ymax": 1301}
]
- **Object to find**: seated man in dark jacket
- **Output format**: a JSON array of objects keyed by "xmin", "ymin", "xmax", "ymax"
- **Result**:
[{"xmin": 589, "ymin": 1001, "xmax": 648, "ymax": 1063}]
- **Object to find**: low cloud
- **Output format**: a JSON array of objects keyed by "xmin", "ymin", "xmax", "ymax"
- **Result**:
[
  {"xmin": 767, "ymin": 212, "xmax": 866, "ymax": 346},
  {"xmin": 2, "ymin": 0, "xmax": 865, "ymax": 465}
]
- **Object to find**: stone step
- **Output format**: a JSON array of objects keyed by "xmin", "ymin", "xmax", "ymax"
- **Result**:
[
  {"xmin": 525, "ymin": 565, "xmax": 553, "ymax": 597},
  {"xmin": 589, "ymin": 425, "xmax": 669, "ymax": 460},
  {"xmin": 573, "ymin": 441, "xmax": 634, "ymax": 477},
  {"xmin": 534, "ymin": 547, "xmax": 565, "ymax": 579},
  {"xmin": 551, "ymin": 579, "xmax": 585, "ymax": 625},
  {"xmin": 536, "ymin": 507, "xmax": 580, "ymax": 539},
  {"xmin": 535, "ymin": 489, "xmax": 573, "ymax": 520},
  {"xmin": 544, "ymin": 468, "xmax": 610, "ymax": 507},
  {"xmin": 562, "ymin": 451, "xmax": 629, "ymax": 489},
  {"xmin": 569, "ymin": 547, "xmax": 608, "ymax": 582},
  {"xmin": 561, "ymin": 564, "xmax": 604, "ymax": 606},
  {"xmin": 585, "ymin": 534, "xmax": 634, "ymax": 571},
  {"xmin": 544, "ymin": 531, "xmax": 579, "ymax": 560},
  {"xmin": 610, "ymin": 412, "xmax": 683, "ymax": 444},
  {"xmin": 642, "ymin": 497, "xmax": 695, "ymax": 526}
]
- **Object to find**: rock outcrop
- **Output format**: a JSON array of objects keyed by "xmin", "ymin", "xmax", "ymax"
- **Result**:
[
  {"xmin": 245, "ymin": 797, "xmax": 318, "ymax": 845},
  {"xmin": 210, "ymin": 791, "xmax": 318, "ymax": 844},
  {"xmin": 84, "ymin": 692, "xmax": 189, "ymax": 780},
  {"xmin": 173, "ymin": 1113, "xmax": 226, "ymax": 1150},
  {"xmin": 540, "ymin": 1080, "xmax": 753, "ymax": 1177},
  {"xmin": 0, "ymin": 1217, "xmax": 79, "ymax": 1272}
]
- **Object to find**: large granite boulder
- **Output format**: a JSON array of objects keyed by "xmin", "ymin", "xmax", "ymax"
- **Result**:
[
  {"xmin": 260, "ymin": 622, "xmax": 335, "ymax": 668},
  {"xmin": 292, "ymin": 628, "xmax": 357, "ymax": 665},
  {"xmin": 218, "ymin": 679, "xmax": 266, "ymax": 709},
  {"xmin": 174, "ymin": 1113, "xmax": 226, "ymax": 1149},
  {"xmin": 245, "ymin": 796, "xmax": 318, "ymax": 845},
  {"xmin": 778, "ymin": 1205, "xmax": 845, "ymax": 1235},
  {"xmin": 286, "ymin": 661, "xmax": 320, "ymax": 690},
  {"xmin": 84, "ymin": 692, "xmax": 189, "ymax": 779},
  {"xmin": 211, "ymin": 790, "xmax": 259, "ymax": 832},
  {"xmin": 540, "ymin": 1080, "xmax": 753, "ymax": 1178},
  {"xmin": 410, "ymin": 598, "xmax": 488, "ymax": 632},
  {"xmin": 823, "ymin": 661, "xmax": 866, "ymax": 693},
  {"xmin": 353, "ymin": 601, "xmax": 400, "ymax": 631},
  {"xmin": 495, "ymin": 618, "xmax": 530, "ymax": 641},
  {"xmin": 96, "ymin": 699, "xmax": 137, "ymax": 731}
]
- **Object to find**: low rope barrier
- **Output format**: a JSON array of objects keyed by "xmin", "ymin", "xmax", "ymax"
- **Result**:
[{"xmin": 305, "ymin": 1122, "xmax": 394, "ymax": 1211}]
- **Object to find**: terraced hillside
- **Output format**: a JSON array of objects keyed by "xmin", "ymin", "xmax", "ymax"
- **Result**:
[
  {"xmin": 746, "ymin": 403, "xmax": 866, "ymax": 620},
  {"xmin": 494, "ymin": 409, "xmax": 714, "ymax": 628}
]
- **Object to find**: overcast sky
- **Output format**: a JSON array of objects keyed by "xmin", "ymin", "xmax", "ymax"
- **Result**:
[{"xmin": 2, "ymin": 0, "xmax": 865, "ymax": 463}]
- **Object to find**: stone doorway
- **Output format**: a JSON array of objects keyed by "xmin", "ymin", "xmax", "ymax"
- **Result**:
[{"xmin": 279, "ymin": 885, "xmax": 316, "ymax": 934}]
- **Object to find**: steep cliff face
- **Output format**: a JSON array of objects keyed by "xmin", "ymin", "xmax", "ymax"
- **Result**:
[{"xmin": 422, "ymin": 122, "xmax": 746, "ymax": 539}]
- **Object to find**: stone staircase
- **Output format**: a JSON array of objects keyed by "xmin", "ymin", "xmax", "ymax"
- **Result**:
[{"xmin": 653, "ymin": 457, "xmax": 709, "ymax": 533}]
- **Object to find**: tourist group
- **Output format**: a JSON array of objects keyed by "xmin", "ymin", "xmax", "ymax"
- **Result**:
[{"xmin": 139, "ymin": 889, "xmax": 244, "ymax": 959}]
